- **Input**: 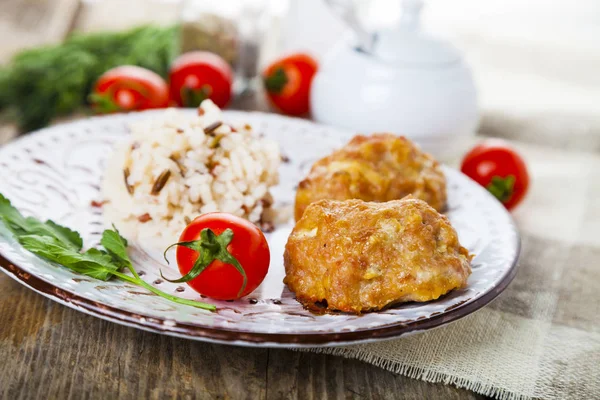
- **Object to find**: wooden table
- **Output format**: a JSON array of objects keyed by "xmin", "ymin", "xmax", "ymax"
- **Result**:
[
  {"xmin": 0, "ymin": 1, "xmax": 488, "ymax": 398},
  {"xmin": 1, "ymin": 273, "xmax": 487, "ymax": 399}
]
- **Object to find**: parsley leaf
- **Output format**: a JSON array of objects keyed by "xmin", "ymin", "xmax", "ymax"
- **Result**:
[
  {"xmin": 0, "ymin": 193, "xmax": 29, "ymax": 234},
  {"xmin": 0, "ymin": 193, "xmax": 216, "ymax": 311},
  {"xmin": 19, "ymin": 235, "xmax": 117, "ymax": 281},
  {"xmin": 0, "ymin": 193, "xmax": 82, "ymax": 250},
  {"xmin": 101, "ymin": 228, "xmax": 132, "ymax": 271},
  {"xmin": 43, "ymin": 220, "xmax": 83, "ymax": 251}
]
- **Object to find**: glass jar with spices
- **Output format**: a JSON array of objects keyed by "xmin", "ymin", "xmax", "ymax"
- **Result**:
[{"xmin": 180, "ymin": 0, "xmax": 271, "ymax": 95}]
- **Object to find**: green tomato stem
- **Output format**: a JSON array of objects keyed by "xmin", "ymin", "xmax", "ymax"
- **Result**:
[
  {"xmin": 161, "ymin": 228, "xmax": 247, "ymax": 296},
  {"xmin": 486, "ymin": 175, "xmax": 516, "ymax": 203},
  {"xmin": 263, "ymin": 67, "xmax": 288, "ymax": 94}
]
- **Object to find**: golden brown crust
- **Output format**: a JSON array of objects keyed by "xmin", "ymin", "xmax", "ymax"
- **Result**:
[
  {"xmin": 284, "ymin": 197, "xmax": 472, "ymax": 314},
  {"xmin": 294, "ymin": 134, "xmax": 446, "ymax": 220}
]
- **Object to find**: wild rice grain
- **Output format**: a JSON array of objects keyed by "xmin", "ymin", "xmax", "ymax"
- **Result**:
[
  {"xmin": 209, "ymin": 134, "xmax": 224, "ymax": 149},
  {"xmin": 150, "ymin": 170, "xmax": 171, "ymax": 195},
  {"xmin": 169, "ymin": 154, "xmax": 187, "ymax": 177},
  {"xmin": 123, "ymin": 168, "xmax": 134, "ymax": 195},
  {"xmin": 204, "ymin": 121, "xmax": 222, "ymax": 135}
]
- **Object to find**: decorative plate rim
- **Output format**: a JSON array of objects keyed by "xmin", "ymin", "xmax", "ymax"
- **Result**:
[
  {"xmin": 0, "ymin": 110, "xmax": 521, "ymax": 347},
  {"xmin": 0, "ymin": 239, "xmax": 519, "ymax": 347}
]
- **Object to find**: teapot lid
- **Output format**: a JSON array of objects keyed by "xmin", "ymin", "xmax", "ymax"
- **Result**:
[{"xmin": 373, "ymin": 0, "xmax": 461, "ymax": 66}]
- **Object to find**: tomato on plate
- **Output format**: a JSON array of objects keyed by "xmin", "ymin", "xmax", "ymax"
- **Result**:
[
  {"xmin": 169, "ymin": 51, "xmax": 233, "ymax": 108},
  {"xmin": 262, "ymin": 53, "xmax": 318, "ymax": 116},
  {"xmin": 90, "ymin": 65, "xmax": 169, "ymax": 113},
  {"xmin": 461, "ymin": 139, "xmax": 530, "ymax": 210},
  {"xmin": 163, "ymin": 213, "xmax": 270, "ymax": 300}
]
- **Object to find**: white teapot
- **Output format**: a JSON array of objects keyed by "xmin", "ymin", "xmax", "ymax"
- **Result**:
[{"xmin": 311, "ymin": 0, "xmax": 478, "ymax": 159}]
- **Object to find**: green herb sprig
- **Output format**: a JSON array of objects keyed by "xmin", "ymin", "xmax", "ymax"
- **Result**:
[
  {"xmin": 0, "ymin": 25, "xmax": 180, "ymax": 132},
  {"xmin": 0, "ymin": 193, "xmax": 215, "ymax": 311}
]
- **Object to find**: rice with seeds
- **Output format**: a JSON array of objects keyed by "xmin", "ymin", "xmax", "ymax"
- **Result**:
[{"xmin": 102, "ymin": 100, "xmax": 280, "ymax": 243}]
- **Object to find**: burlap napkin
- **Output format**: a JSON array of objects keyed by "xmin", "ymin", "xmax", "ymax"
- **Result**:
[{"xmin": 305, "ymin": 113, "xmax": 600, "ymax": 400}]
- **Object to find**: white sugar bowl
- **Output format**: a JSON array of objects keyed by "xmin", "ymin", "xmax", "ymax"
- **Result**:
[{"xmin": 311, "ymin": 0, "xmax": 478, "ymax": 160}]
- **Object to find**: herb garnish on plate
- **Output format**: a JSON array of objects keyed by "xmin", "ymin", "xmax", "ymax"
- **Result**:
[{"xmin": 0, "ymin": 193, "xmax": 216, "ymax": 311}]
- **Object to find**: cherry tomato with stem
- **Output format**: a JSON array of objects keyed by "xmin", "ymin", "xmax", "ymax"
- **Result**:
[
  {"xmin": 263, "ymin": 53, "xmax": 318, "ymax": 116},
  {"xmin": 90, "ymin": 65, "xmax": 169, "ymax": 113},
  {"xmin": 461, "ymin": 139, "xmax": 530, "ymax": 210},
  {"xmin": 162, "ymin": 213, "xmax": 270, "ymax": 300},
  {"xmin": 169, "ymin": 51, "xmax": 233, "ymax": 108}
]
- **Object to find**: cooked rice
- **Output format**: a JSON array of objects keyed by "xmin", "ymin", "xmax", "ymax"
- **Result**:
[{"xmin": 101, "ymin": 100, "xmax": 280, "ymax": 243}]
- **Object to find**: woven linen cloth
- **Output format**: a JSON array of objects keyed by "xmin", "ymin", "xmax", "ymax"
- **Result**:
[{"xmin": 304, "ymin": 112, "xmax": 600, "ymax": 400}]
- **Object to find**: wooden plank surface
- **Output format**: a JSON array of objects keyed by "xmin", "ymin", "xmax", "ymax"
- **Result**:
[{"xmin": 0, "ymin": 276, "xmax": 486, "ymax": 399}]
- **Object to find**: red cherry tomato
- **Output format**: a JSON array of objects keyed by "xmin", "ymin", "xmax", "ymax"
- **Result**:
[
  {"xmin": 172, "ymin": 213, "xmax": 269, "ymax": 300},
  {"xmin": 169, "ymin": 51, "xmax": 233, "ymax": 108},
  {"xmin": 461, "ymin": 139, "xmax": 530, "ymax": 210},
  {"xmin": 262, "ymin": 53, "xmax": 318, "ymax": 116},
  {"xmin": 90, "ymin": 65, "xmax": 169, "ymax": 113}
]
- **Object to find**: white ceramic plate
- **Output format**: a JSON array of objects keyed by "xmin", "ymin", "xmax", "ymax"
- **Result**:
[{"xmin": 0, "ymin": 110, "xmax": 520, "ymax": 347}]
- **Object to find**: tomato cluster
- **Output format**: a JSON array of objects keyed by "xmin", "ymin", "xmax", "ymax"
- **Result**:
[
  {"xmin": 90, "ymin": 51, "xmax": 233, "ymax": 113},
  {"xmin": 90, "ymin": 51, "xmax": 319, "ymax": 117}
]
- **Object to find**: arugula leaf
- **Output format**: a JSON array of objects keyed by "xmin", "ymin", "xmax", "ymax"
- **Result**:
[
  {"xmin": 101, "ymin": 228, "xmax": 133, "ymax": 272},
  {"xmin": 0, "ymin": 193, "xmax": 216, "ymax": 311},
  {"xmin": 0, "ymin": 193, "xmax": 31, "ymax": 235},
  {"xmin": 19, "ymin": 235, "xmax": 117, "ymax": 281},
  {"xmin": 44, "ymin": 220, "xmax": 83, "ymax": 250},
  {"xmin": 0, "ymin": 194, "xmax": 82, "ymax": 250},
  {"xmin": 74, "ymin": 248, "xmax": 120, "ymax": 281}
]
